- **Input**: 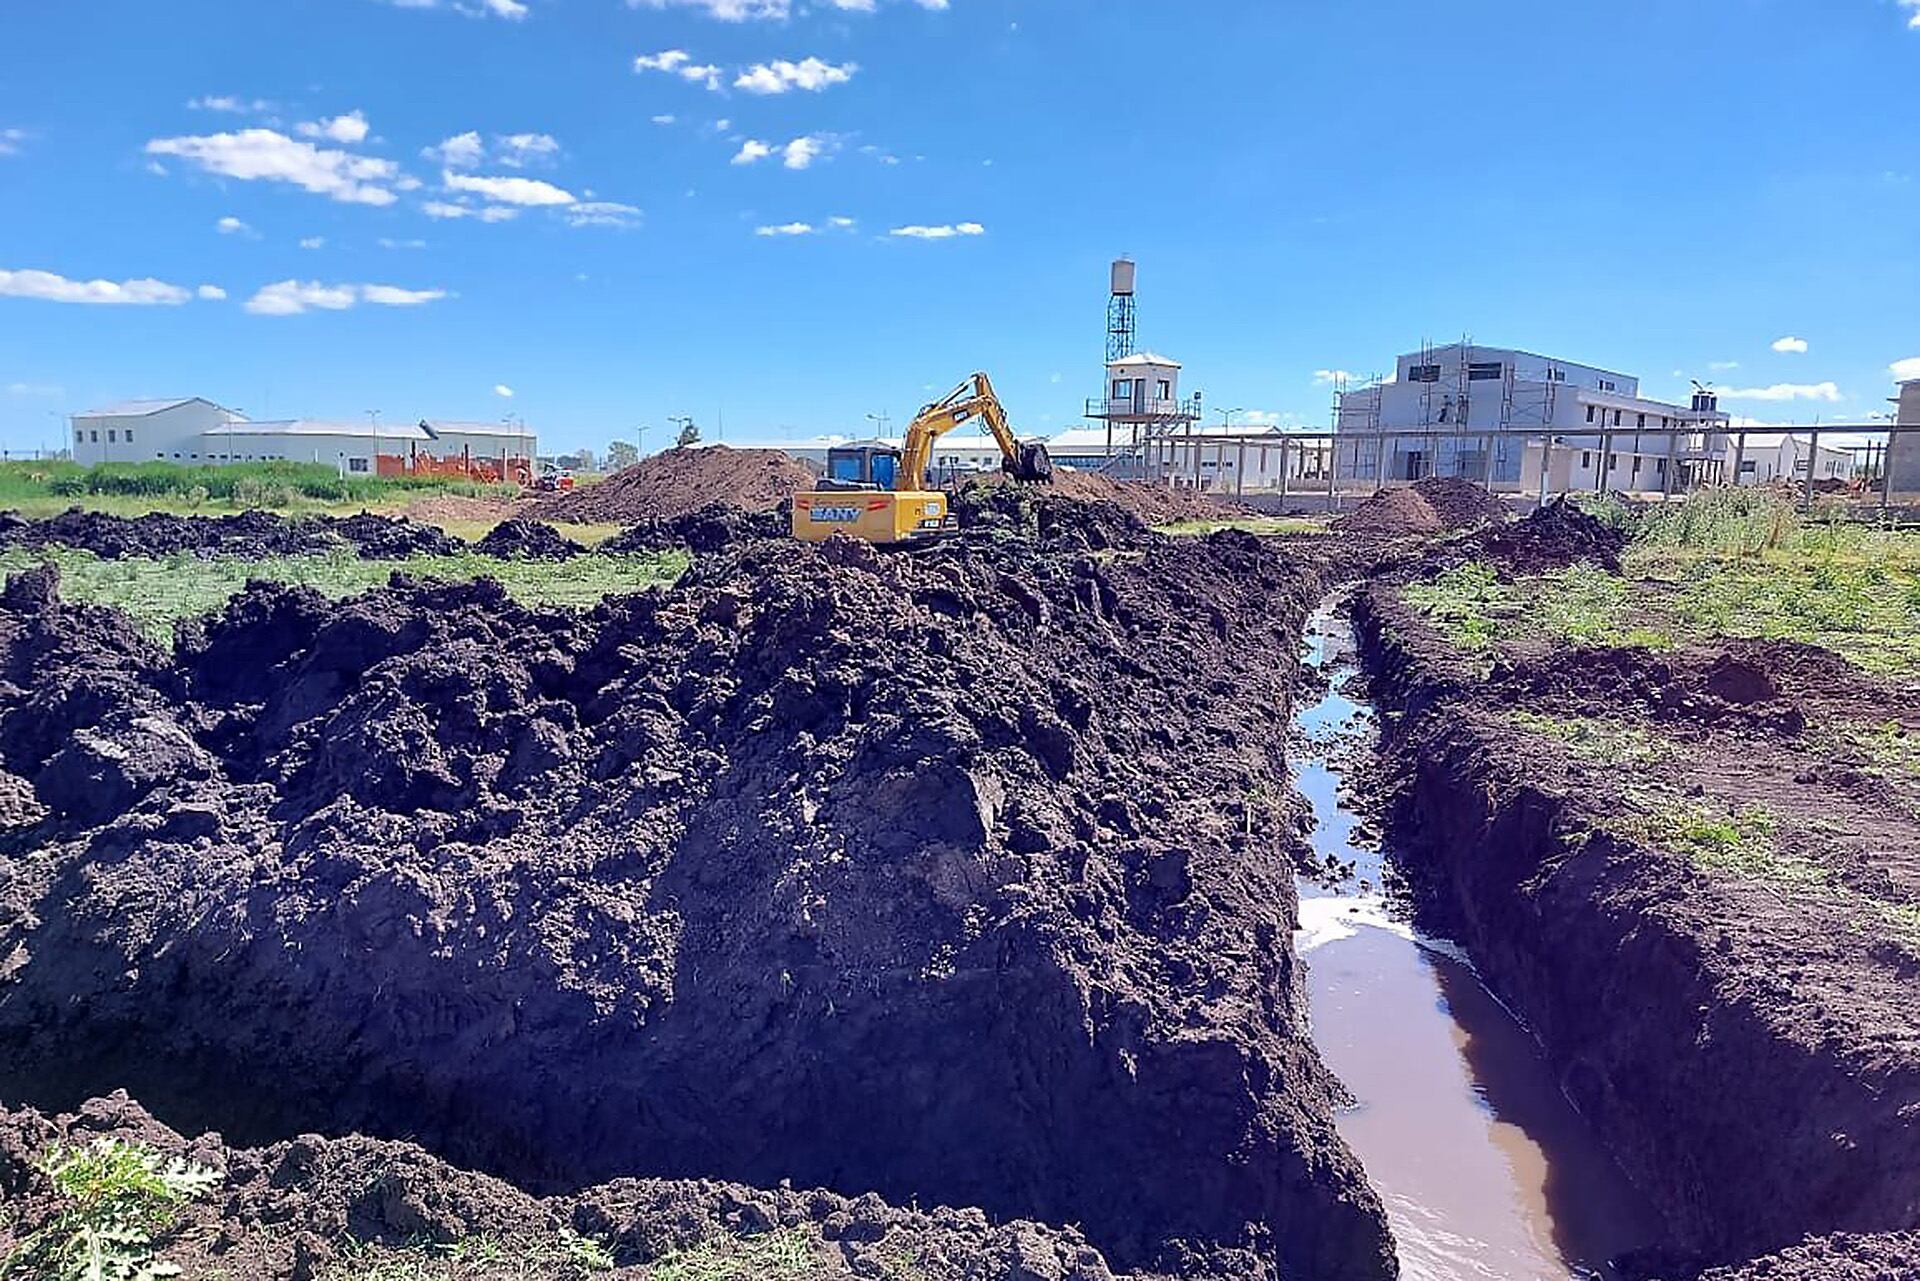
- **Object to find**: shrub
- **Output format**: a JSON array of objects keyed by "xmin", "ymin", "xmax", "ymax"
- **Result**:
[{"xmin": 0, "ymin": 1137, "xmax": 219, "ymax": 1281}]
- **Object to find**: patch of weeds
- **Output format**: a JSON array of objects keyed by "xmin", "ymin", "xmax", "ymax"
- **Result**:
[
  {"xmin": 1507, "ymin": 711, "xmax": 1667, "ymax": 766},
  {"xmin": 322, "ymin": 1231, "xmax": 615, "ymax": 1281},
  {"xmin": 1642, "ymin": 803, "xmax": 1825, "ymax": 885},
  {"xmin": 645, "ymin": 1229, "xmax": 821, "ymax": 1281},
  {"xmin": 1157, "ymin": 516, "xmax": 1323, "ymax": 537},
  {"xmin": 0, "ymin": 1138, "xmax": 219, "ymax": 1281},
  {"xmin": 1874, "ymin": 901, "xmax": 1920, "ymax": 947},
  {"xmin": 1852, "ymin": 721, "xmax": 1920, "ymax": 779},
  {"xmin": 1402, "ymin": 561, "xmax": 1515, "ymax": 652}
]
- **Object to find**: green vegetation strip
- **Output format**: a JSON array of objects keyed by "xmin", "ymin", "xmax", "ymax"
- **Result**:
[
  {"xmin": 0, "ymin": 546, "xmax": 688, "ymax": 640},
  {"xmin": 645, "ymin": 1230, "xmax": 822, "ymax": 1281},
  {"xmin": 0, "ymin": 459, "xmax": 514, "ymax": 515},
  {"xmin": 1506, "ymin": 711, "xmax": 1668, "ymax": 766},
  {"xmin": 0, "ymin": 1138, "xmax": 218, "ymax": 1281},
  {"xmin": 1156, "ymin": 516, "xmax": 1325, "ymax": 537},
  {"xmin": 324, "ymin": 1232, "xmax": 614, "ymax": 1281}
]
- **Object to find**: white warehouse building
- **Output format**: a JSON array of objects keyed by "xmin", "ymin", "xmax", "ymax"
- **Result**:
[
  {"xmin": 70, "ymin": 398, "xmax": 538, "ymax": 484},
  {"xmin": 1335, "ymin": 344, "xmax": 1731, "ymax": 494}
]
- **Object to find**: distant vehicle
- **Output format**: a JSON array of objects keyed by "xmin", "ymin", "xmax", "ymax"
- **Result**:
[
  {"xmin": 791, "ymin": 371, "xmax": 1052, "ymax": 544},
  {"xmin": 534, "ymin": 467, "xmax": 576, "ymax": 494}
]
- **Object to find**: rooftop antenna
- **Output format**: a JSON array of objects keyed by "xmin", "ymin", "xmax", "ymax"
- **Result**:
[{"xmin": 1107, "ymin": 257, "xmax": 1137, "ymax": 363}]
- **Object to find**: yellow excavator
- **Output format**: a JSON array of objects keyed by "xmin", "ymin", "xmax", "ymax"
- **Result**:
[{"xmin": 791, "ymin": 371, "xmax": 1053, "ymax": 544}]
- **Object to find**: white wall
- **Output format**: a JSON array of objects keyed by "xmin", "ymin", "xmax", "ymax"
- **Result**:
[{"xmin": 72, "ymin": 401, "xmax": 236, "ymax": 465}]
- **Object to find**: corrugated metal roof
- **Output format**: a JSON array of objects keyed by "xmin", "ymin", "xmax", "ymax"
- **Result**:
[
  {"xmin": 1108, "ymin": 352, "xmax": 1182, "ymax": 369},
  {"xmin": 421, "ymin": 419, "xmax": 535, "ymax": 439},
  {"xmin": 218, "ymin": 419, "xmax": 432, "ymax": 440},
  {"xmin": 78, "ymin": 397, "xmax": 228, "ymax": 418}
]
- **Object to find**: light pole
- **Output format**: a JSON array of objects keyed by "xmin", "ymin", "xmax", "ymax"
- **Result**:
[
  {"xmin": 669, "ymin": 415, "xmax": 695, "ymax": 448},
  {"xmin": 367, "ymin": 409, "xmax": 381, "ymax": 477},
  {"xmin": 866, "ymin": 412, "xmax": 892, "ymax": 440},
  {"xmin": 1218, "ymin": 407, "xmax": 1245, "ymax": 430}
]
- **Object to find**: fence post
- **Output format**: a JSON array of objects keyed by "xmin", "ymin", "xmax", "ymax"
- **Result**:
[
  {"xmin": 1278, "ymin": 439, "xmax": 1291, "ymax": 506},
  {"xmin": 1884, "ymin": 430, "xmax": 1898, "ymax": 511},
  {"xmin": 1804, "ymin": 428, "xmax": 1821, "ymax": 511}
]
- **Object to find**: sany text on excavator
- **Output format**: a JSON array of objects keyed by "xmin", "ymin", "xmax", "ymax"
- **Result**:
[{"xmin": 791, "ymin": 371, "xmax": 1053, "ymax": 544}]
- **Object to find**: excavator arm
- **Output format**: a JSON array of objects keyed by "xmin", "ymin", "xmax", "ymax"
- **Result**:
[{"xmin": 900, "ymin": 372, "xmax": 1053, "ymax": 488}]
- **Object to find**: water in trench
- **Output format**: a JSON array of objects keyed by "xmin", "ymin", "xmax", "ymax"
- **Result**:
[{"xmin": 1293, "ymin": 596, "xmax": 1661, "ymax": 1280}]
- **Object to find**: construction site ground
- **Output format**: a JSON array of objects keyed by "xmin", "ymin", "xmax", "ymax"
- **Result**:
[{"xmin": 2, "ymin": 466, "xmax": 1917, "ymax": 1281}]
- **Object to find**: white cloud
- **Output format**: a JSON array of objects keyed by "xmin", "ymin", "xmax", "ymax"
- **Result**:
[
  {"xmin": 1716, "ymin": 382, "xmax": 1843, "ymax": 403},
  {"xmin": 0, "ymin": 128, "xmax": 29, "ymax": 156},
  {"xmin": 1312, "ymin": 369, "xmax": 1355, "ymax": 386},
  {"xmin": 297, "ymin": 111, "xmax": 371, "ymax": 145},
  {"xmin": 734, "ymin": 135, "xmax": 835, "ymax": 170},
  {"xmin": 216, "ymin": 215, "xmax": 253, "ymax": 236},
  {"xmin": 627, "ymin": 0, "xmax": 947, "ymax": 18},
  {"xmin": 1771, "ymin": 335, "xmax": 1809, "ymax": 354},
  {"xmin": 494, "ymin": 384, "xmax": 515, "ymax": 398},
  {"xmin": 651, "ymin": 114, "xmax": 677, "ymax": 126},
  {"xmin": 424, "ymin": 131, "xmax": 485, "ymax": 168},
  {"xmin": 188, "ymin": 95, "xmax": 274, "ymax": 114},
  {"xmin": 1903, "ymin": 0, "xmax": 1920, "ymax": 28},
  {"xmin": 6, "ymin": 382, "xmax": 64, "ymax": 397},
  {"xmin": 756, "ymin": 222, "xmax": 816, "ymax": 236},
  {"xmin": 735, "ymin": 58, "xmax": 858, "ymax": 95},
  {"xmin": 497, "ymin": 133, "xmax": 560, "ymax": 167},
  {"xmin": 1708, "ymin": 360, "xmax": 1741, "ymax": 372},
  {"xmin": 422, "ymin": 200, "xmax": 520, "ymax": 222},
  {"xmin": 634, "ymin": 50, "xmax": 723, "ymax": 90},
  {"xmin": 378, "ymin": 237, "xmax": 428, "ymax": 249},
  {"xmin": 889, "ymin": 222, "xmax": 984, "ymax": 239},
  {"xmin": 244, "ymin": 280, "xmax": 448, "ymax": 315},
  {"xmin": 1892, "ymin": 357, "xmax": 1920, "ymax": 382},
  {"xmin": 443, "ymin": 170, "xmax": 576, "ymax": 205},
  {"xmin": 299, "ymin": 236, "xmax": 327, "ymax": 249},
  {"xmin": 146, "ymin": 128, "xmax": 402, "ymax": 206},
  {"xmin": 827, "ymin": 215, "xmax": 856, "ymax": 229},
  {"xmin": 197, "ymin": 284, "xmax": 227, "ymax": 300},
  {"xmin": 379, "ymin": 0, "xmax": 528, "ymax": 18},
  {"xmin": 0, "ymin": 268, "xmax": 193, "ymax": 306},
  {"xmin": 565, "ymin": 201, "xmax": 642, "ymax": 228}
]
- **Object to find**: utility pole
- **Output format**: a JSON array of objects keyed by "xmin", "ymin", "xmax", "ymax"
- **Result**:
[
  {"xmin": 367, "ymin": 409, "xmax": 381, "ymax": 476},
  {"xmin": 866, "ymin": 412, "xmax": 892, "ymax": 439}
]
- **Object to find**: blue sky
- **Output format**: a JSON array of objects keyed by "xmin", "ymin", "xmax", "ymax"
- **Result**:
[{"xmin": 3, "ymin": 0, "xmax": 1918, "ymax": 456}]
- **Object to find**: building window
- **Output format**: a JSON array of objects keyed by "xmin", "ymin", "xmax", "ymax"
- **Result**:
[
  {"xmin": 348, "ymin": 457, "xmax": 370, "ymax": 473},
  {"xmin": 1157, "ymin": 379, "xmax": 1171, "ymax": 400},
  {"xmin": 107, "ymin": 429, "xmax": 117, "ymax": 443},
  {"xmin": 1586, "ymin": 405, "xmax": 1597, "ymax": 424},
  {"xmin": 1467, "ymin": 362, "xmax": 1505, "ymax": 381},
  {"xmin": 1636, "ymin": 414, "xmax": 1646, "ymax": 429},
  {"xmin": 1112, "ymin": 381, "xmax": 1129, "ymax": 400},
  {"xmin": 1408, "ymin": 364, "xmax": 1442, "ymax": 383},
  {"xmin": 1548, "ymin": 368, "xmax": 1566, "ymax": 382},
  {"xmin": 1741, "ymin": 460, "xmax": 1757, "ymax": 474},
  {"xmin": 1600, "ymin": 379, "xmax": 1617, "ymax": 392},
  {"xmin": 1582, "ymin": 451, "xmax": 1592, "ymax": 468},
  {"xmin": 1613, "ymin": 410, "xmax": 1623, "ymax": 427},
  {"xmin": 90, "ymin": 430, "xmax": 99, "ymax": 442}
]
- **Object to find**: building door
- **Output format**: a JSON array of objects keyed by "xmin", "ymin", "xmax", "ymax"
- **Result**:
[{"xmin": 1401, "ymin": 450, "xmax": 1425, "ymax": 481}]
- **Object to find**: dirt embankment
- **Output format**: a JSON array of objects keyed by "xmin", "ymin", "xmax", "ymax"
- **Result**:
[
  {"xmin": 0, "ymin": 508, "xmax": 1394, "ymax": 1280},
  {"xmin": 965, "ymin": 473, "xmax": 1253, "ymax": 526},
  {"xmin": 1334, "ymin": 489, "xmax": 1444, "ymax": 538},
  {"xmin": 532, "ymin": 447, "xmax": 817, "ymax": 524},
  {"xmin": 1410, "ymin": 477, "xmax": 1509, "ymax": 529},
  {"xmin": 0, "ymin": 1091, "xmax": 1126, "ymax": 1280},
  {"xmin": 1350, "ymin": 524, "xmax": 1920, "ymax": 1276},
  {"xmin": 0, "ymin": 508, "xmax": 472, "ymax": 560}
]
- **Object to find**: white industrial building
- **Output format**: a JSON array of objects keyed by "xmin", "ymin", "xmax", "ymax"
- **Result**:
[
  {"xmin": 70, "ymin": 399, "xmax": 537, "ymax": 482},
  {"xmin": 1725, "ymin": 433, "xmax": 1854, "ymax": 487},
  {"xmin": 1892, "ymin": 380, "xmax": 1920, "ymax": 495},
  {"xmin": 1334, "ymin": 344, "xmax": 1731, "ymax": 494}
]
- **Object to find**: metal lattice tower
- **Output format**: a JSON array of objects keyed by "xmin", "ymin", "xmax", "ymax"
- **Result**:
[{"xmin": 1106, "ymin": 258, "xmax": 1137, "ymax": 362}]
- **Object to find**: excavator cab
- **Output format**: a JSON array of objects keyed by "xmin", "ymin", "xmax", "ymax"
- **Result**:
[{"xmin": 792, "ymin": 372, "xmax": 1051, "ymax": 545}]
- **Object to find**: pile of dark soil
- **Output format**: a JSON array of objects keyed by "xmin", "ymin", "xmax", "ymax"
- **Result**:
[
  {"xmin": 1478, "ymin": 499, "xmax": 1627, "ymax": 572},
  {"xmin": 532, "ymin": 447, "xmax": 817, "ymax": 524},
  {"xmin": 1411, "ymin": 477, "xmax": 1509, "ymax": 529},
  {"xmin": 967, "ymin": 472, "xmax": 1251, "ymax": 526},
  {"xmin": 1670, "ymin": 1231, "xmax": 1920, "ymax": 1281},
  {"xmin": 0, "ymin": 508, "xmax": 340, "ymax": 560},
  {"xmin": 0, "ymin": 1092, "xmax": 1124, "ymax": 1280},
  {"xmin": 600, "ymin": 502, "xmax": 790, "ymax": 555},
  {"xmin": 952, "ymin": 487, "xmax": 1150, "ymax": 551},
  {"xmin": 0, "ymin": 533, "xmax": 1393, "ymax": 1278},
  {"xmin": 0, "ymin": 508, "xmax": 472, "ymax": 561},
  {"xmin": 472, "ymin": 518, "xmax": 585, "ymax": 560},
  {"xmin": 1335, "ymin": 488, "xmax": 1445, "ymax": 538}
]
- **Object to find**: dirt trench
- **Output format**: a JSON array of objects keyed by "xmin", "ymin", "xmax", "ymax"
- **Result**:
[
  {"xmin": 0, "ymin": 507, "xmax": 1394, "ymax": 1280},
  {"xmin": 1348, "ymin": 577, "xmax": 1920, "ymax": 1278}
]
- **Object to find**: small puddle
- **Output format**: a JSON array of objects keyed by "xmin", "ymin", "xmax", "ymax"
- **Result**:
[{"xmin": 1294, "ymin": 595, "xmax": 1661, "ymax": 1280}]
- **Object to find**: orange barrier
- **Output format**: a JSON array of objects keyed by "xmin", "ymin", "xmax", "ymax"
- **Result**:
[{"xmin": 377, "ymin": 452, "xmax": 532, "ymax": 487}]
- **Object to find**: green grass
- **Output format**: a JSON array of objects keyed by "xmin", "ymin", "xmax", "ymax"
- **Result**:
[
  {"xmin": 1401, "ymin": 561, "xmax": 1515, "ymax": 653},
  {"xmin": 1639, "ymin": 803, "xmax": 1825, "ymax": 885},
  {"xmin": 644, "ymin": 1230, "xmax": 822, "ymax": 1281},
  {"xmin": 0, "ymin": 546, "xmax": 688, "ymax": 640},
  {"xmin": 0, "ymin": 1138, "xmax": 219, "ymax": 1281},
  {"xmin": 1851, "ymin": 720, "xmax": 1920, "ymax": 779},
  {"xmin": 1156, "ymin": 515, "xmax": 1325, "ymax": 537},
  {"xmin": 0, "ymin": 460, "xmax": 514, "ymax": 512},
  {"xmin": 323, "ymin": 1232, "xmax": 614, "ymax": 1281},
  {"xmin": 1507, "ymin": 711, "xmax": 1668, "ymax": 766}
]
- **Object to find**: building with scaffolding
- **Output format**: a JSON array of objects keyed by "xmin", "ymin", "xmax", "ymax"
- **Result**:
[{"xmin": 1333, "ymin": 343, "xmax": 1730, "ymax": 494}]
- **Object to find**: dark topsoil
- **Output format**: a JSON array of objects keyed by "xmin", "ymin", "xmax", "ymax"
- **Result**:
[
  {"xmin": 0, "ymin": 508, "xmax": 469, "ymax": 560},
  {"xmin": 0, "ymin": 499, "xmax": 1393, "ymax": 1280},
  {"xmin": 531, "ymin": 446, "xmax": 819, "ymax": 524},
  {"xmin": 0, "ymin": 1091, "xmax": 1128, "ymax": 1280},
  {"xmin": 1351, "ymin": 511, "xmax": 1920, "ymax": 1279}
]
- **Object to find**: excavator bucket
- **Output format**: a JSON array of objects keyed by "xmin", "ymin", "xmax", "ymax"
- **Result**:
[{"xmin": 1005, "ymin": 441, "xmax": 1054, "ymax": 484}]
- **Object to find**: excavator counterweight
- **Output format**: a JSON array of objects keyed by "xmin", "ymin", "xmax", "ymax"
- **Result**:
[{"xmin": 791, "ymin": 372, "xmax": 1052, "ymax": 544}]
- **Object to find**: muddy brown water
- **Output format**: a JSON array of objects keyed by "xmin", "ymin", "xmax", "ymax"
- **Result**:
[{"xmin": 1295, "ymin": 597, "xmax": 1662, "ymax": 1280}]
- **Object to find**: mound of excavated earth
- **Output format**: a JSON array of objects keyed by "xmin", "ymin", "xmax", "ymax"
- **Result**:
[
  {"xmin": 964, "ymin": 473, "xmax": 1252, "ymax": 526},
  {"xmin": 0, "ymin": 512, "xmax": 1393, "ymax": 1279},
  {"xmin": 0, "ymin": 1092, "xmax": 1128, "ymax": 1280},
  {"xmin": 599, "ymin": 502, "xmax": 790, "ymax": 555},
  {"xmin": 1334, "ymin": 488, "xmax": 1443, "ymax": 538},
  {"xmin": 533, "ymin": 446, "xmax": 817, "ymax": 524},
  {"xmin": 473, "ymin": 518, "xmax": 585, "ymax": 560},
  {"xmin": 1477, "ymin": 498, "xmax": 1625, "ymax": 572},
  {"xmin": 1410, "ymin": 477, "xmax": 1508, "ymax": 529},
  {"xmin": 0, "ymin": 508, "xmax": 466, "ymax": 561}
]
